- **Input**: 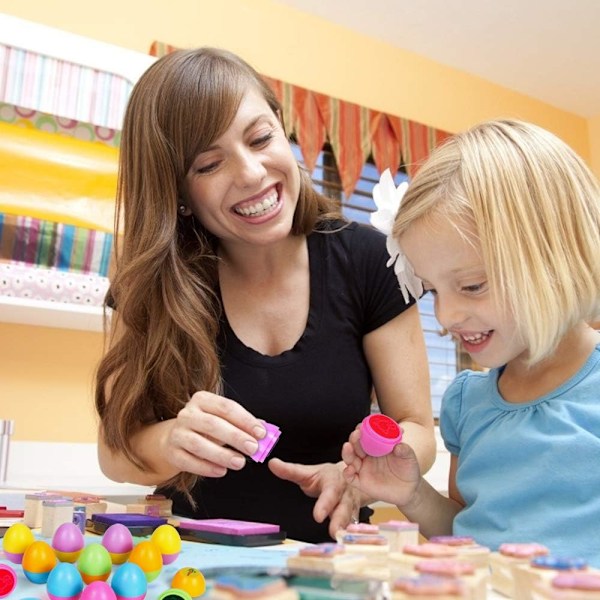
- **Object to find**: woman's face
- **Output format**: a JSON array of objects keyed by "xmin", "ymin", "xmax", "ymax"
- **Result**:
[{"xmin": 183, "ymin": 87, "xmax": 301, "ymax": 249}]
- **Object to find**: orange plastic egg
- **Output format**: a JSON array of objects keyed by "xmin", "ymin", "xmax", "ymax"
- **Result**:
[
  {"xmin": 128, "ymin": 540, "xmax": 163, "ymax": 582},
  {"xmin": 172, "ymin": 567, "xmax": 206, "ymax": 598},
  {"xmin": 22, "ymin": 540, "xmax": 57, "ymax": 583}
]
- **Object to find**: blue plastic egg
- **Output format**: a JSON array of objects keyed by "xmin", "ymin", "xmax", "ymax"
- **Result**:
[
  {"xmin": 111, "ymin": 562, "xmax": 147, "ymax": 600},
  {"xmin": 46, "ymin": 562, "xmax": 84, "ymax": 600}
]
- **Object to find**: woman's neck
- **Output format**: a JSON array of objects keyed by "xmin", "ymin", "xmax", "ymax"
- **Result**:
[{"xmin": 218, "ymin": 234, "xmax": 307, "ymax": 283}]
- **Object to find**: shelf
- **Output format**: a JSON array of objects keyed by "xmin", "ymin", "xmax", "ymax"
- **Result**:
[{"xmin": 0, "ymin": 295, "xmax": 109, "ymax": 332}]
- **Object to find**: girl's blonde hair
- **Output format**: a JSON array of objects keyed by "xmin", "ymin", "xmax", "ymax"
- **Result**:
[
  {"xmin": 95, "ymin": 47, "xmax": 340, "ymax": 495},
  {"xmin": 393, "ymin": 119, "xmax": 600, "ymax": 365}
]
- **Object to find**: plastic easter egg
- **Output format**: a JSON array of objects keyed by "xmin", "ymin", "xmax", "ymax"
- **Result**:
[
  {"xmin": 102, "ymin": 524, "xmax": 134, "ymax": 564},
  {"xmin": 22, "ymin": 539, "xmax": 58, "ymax": 583},
  {"xmin": 52, "ymin": 522, "xmax": 86, "ymax": 563},
  {"xmin": 111, "ymin": 562, "xmax": 147, "ymax": 600},
  {"xmin": 80, "ymin": 580, "xmax": 117, "ymax": 600},
  {"xmin": 2, "ymin": 522, "xmax": 35, "ymax": 564},
  {"xmin": 128, "ymin": 540, "xmax": 163, "ymax": 582},
  {"xmin": 77, "ymin": 542, "xmax": 112, "ymax": 584},
  {"xmin": 0, "ymin": 563, "xmax": 18, "ymax": 598},
  {"xmin": 46, "ymin": 562, "xmax": 84, "ymax": 600},
  {"xmin": 171, "ymin": 567, "xmax": 206, "ymax": 598},
  {"xmin": 150, "ymin": 524, "xmax": 181, "ymax": 565}
]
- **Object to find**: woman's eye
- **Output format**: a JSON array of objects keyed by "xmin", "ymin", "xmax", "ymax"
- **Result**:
[
  {"xmin": 251, "ymin": 133, "xmax": 274, "ymax": 147},
  {"xmin": 196, "ymin": 161, "xmax": 219, "ymax": 174}
]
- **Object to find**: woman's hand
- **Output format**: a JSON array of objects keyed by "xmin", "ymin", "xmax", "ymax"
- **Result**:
[
  {"xmin": 163, "ymin": 390, "xmax": 267, "ymax": 478},
  {"xmin": 268, "ymin": 458, "xmax": 363, "ymax": 538},
  {"xmin": 341, "ymin": 426, "xmax": 422, "ymax": 509}
]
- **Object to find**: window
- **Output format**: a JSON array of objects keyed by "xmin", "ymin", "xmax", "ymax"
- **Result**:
[{"xmin": 292, "ymin": 141, "xmax": 458, "ymax": 417}]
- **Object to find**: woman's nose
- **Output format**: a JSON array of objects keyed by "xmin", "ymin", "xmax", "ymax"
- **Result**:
[{"xmin": 234, "ymin": 150, "xmax": 267, "ymax": 187}]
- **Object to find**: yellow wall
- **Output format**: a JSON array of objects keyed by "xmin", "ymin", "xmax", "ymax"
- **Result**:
[
  {"xmin": 1, "ymin": 0, "xmax": 599, "ymax": 443},
  {"xmin": 0, "ymin": 323, "xmax": 103, "ymax": 442}
]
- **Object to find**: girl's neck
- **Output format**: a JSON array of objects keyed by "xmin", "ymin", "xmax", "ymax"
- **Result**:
[{"xmin": 498, "ymin": 322, "xmax": 600, "ymax": 403}]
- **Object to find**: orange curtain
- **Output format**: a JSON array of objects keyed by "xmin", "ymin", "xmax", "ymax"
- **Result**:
[{"xmin": 150, "ymin": 42, "xmax": 451, "ymax": 197}]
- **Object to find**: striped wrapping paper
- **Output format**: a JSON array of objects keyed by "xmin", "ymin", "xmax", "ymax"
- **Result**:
[
  {"xmin": 0, "ymin": 214, "xmax": 113, "ymax": 277},
  {"xmin": 0, "ymin": 43, "xmax": 132, "ymax": 131}
]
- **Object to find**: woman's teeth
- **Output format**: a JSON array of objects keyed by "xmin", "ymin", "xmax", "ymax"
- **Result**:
[{"xmin": 234, "ymin": 192, "xmax": 278, "ymax": 217}]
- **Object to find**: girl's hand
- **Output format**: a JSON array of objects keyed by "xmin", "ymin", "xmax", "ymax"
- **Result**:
[
  {"xmin": 268, "ymin": 459, "xmax": 362, "ymax": 539},
  {"xmin": 341, "ymin": 427, "xmax": 422, "ymax": 508},
  {"xmin": 163, "ymin": 390, "xmax": 267, "ymax": 478}
]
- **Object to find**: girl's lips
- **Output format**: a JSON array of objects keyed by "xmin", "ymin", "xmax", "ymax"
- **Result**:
[{"xmin": 459, "ymin": 330, "xmax": 493, "ymax": 353}]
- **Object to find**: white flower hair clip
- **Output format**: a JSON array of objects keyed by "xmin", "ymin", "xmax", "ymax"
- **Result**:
[{"xmin": 371, "ymin": 169, "xmax": 423, "ymax": 303}]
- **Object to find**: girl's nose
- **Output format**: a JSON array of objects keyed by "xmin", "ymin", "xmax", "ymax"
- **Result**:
[{"xmin": 434, "ymin": 292, "xmax": 467, "ymax": 331}]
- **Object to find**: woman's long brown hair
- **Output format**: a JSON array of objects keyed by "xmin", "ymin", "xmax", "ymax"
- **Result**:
[{"xmin": 95, "ymin": 47, "xmax": 341, "ymax": 496}]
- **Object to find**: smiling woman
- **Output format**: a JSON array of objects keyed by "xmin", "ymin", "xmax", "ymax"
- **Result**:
[{"xmin": 95, "ymin": 46, "xmax": 436, "ymax": 543}]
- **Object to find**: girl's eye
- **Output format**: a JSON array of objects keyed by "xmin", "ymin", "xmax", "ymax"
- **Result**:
[{"xmin": 462, "ymin": 282, "xmax": 487, "ymax": 293}]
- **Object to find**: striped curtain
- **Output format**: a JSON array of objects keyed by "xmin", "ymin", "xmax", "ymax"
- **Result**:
[{"xmin": 150, "ymin": 42, "xmax": 452, "ymax": 198}]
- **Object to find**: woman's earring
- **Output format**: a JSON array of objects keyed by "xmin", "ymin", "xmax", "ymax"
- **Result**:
[{"xmin": 178, "ymin": 204, "xmax": 188, "ymax": 216}]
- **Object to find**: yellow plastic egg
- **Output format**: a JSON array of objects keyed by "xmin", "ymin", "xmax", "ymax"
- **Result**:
[
  {"xmin": 2, "ymin": 523, "xmax": 35, "ymax": 564},
  {"xmin": 128, "ymin": 540, "xmax": 163, "ymax": 582},
  {"xmin": 150, "ymin": 524, "xmax": 181, "ymax": 565}
]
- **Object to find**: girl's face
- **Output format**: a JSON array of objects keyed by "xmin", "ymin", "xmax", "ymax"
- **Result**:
[
  {"xmin": 400, "ymin": 216, "xmax": 526, "ymax": 369},
  {"xmin": 183, "ymin": 87, "xmax": 300, "ymax": 249}
]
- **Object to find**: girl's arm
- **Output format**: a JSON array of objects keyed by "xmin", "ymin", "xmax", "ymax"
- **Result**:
[
  {"xmin": 363, "ymin": 304, "xmax": 437, "ymax": 472},
  {"xmin": 398, "ymin": 453, "xmax": 464, "ymax": 538}
]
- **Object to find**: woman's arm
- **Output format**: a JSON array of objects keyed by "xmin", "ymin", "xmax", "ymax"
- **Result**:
[
  {"xmin": 98, "ymin": 390, "xmax": 268, "ymax": 485},
  {"xmin": 98, "ymin": 420, "xmax": 179, "ymax": 485},
  {"xmin": 363, "ymin": 304, "xmax": 437, "ymax": 472}
]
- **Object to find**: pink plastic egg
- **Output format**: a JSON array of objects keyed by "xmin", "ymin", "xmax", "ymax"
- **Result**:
[
  {"xmin": 102, "ymin": 523, "xmax": 134, "ymax": 565},
  {"xmin": 52, "ymin": 522, "xmax": 86, "ymax": 563},
  {"xmin": 80, "ymin": 580, "xmax": 117, "ymax": 600}
]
